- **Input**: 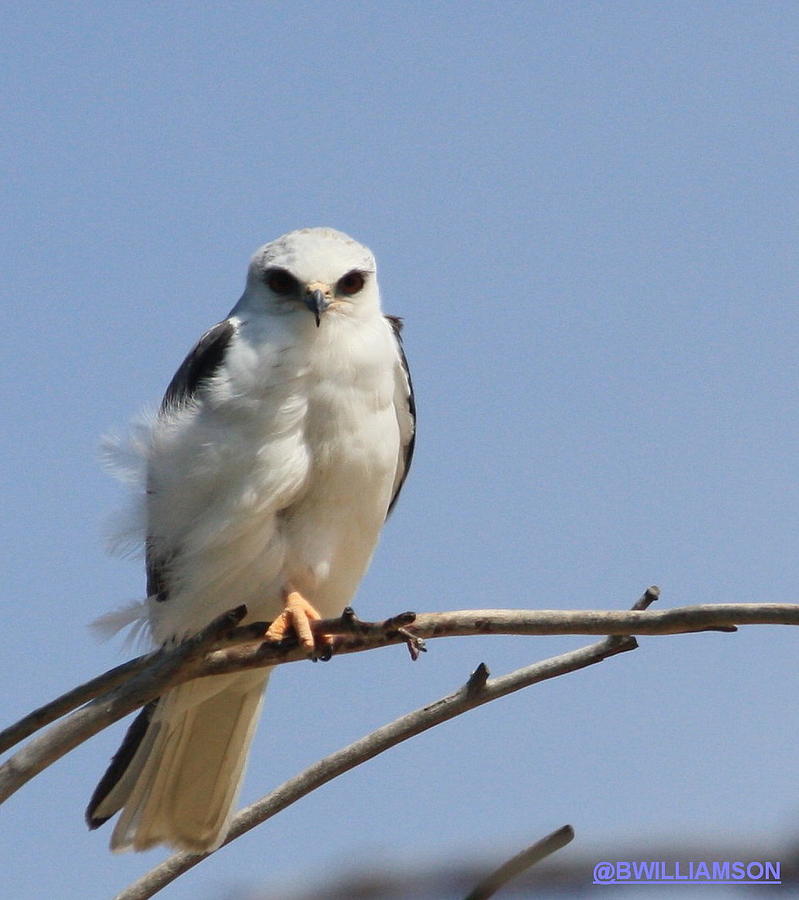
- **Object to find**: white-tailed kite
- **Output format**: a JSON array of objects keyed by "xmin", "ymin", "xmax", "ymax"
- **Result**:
[{"xmin": 86, "ymin": 227, "xmax": 415, "ymax": 852}]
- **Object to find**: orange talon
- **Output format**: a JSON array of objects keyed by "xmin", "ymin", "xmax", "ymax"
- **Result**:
[{"xmin": 265, "ymin": 589, "xmax": 325, "ymax": 654}]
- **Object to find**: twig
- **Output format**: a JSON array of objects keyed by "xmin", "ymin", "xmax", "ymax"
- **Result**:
[
  {"xmin": 464, "ymin": 824, "xmax": 575, "ymax": 900},
  {"xmin": 113, "ymin": 634, "xmax": 635, "ymax": 900},
  {"xmin": 466, "ymin": 662, "xmax": 490, "ymax": 697},
  {"xmin": 604, "ymin": 585, "xmax": 660, "ymax": 651},
  {"xmin": 328, "ymin": 606, "xmax": 426, "ymax": 659},
  {"xmin": 632, "ymin": 585, "xmax": 660, "ymax": 610}
]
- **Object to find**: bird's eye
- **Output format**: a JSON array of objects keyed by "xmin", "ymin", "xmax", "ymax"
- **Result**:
[
  {"xmin": 338, "ymin": 270, "xmax": 366, "ymax": 296},
  {"xmin": 265, "ymin": 268, "xmax": 298, "ymax": 295}
]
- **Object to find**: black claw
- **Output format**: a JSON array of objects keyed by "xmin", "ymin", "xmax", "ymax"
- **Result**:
[{"xmin": 309, "ymin": 645, "xmax": 333, "ymax": 663}]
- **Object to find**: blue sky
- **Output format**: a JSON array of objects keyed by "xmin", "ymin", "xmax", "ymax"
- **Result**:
[{"xmin": 3, "ymin": 2, "xmax": 799, "ymax": 898}]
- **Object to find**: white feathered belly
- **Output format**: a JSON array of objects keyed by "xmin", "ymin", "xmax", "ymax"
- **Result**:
[{"xmin": 146, "ymin": 369, "xmax": 399, "ymax": 643}]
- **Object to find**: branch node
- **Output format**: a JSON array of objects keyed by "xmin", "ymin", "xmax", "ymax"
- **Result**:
[
  {"xmin": 633, "ymin": 586, "xmax": 660, "ymax": 611},
  {"xmin": 466, "ymin": 662, "xmax": 490, "ymax": 697},
  {"xmin": 201, "ymin": 604, "xmax": 249, "ymax": 641},
  {"xmin": 384, "ymin": 610, "xmax": 417, "ymax": 628},
  {"xmin": 604, "ymin": 634, "xmax": 639, "ymax": 653},
  {"xmin": 396, "ymin": 626, "xmax": 426, "ymax": 660}
]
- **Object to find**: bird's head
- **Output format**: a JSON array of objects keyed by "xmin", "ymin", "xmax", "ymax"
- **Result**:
[{"xmin": 241, "ymin": 227, "xmax": 379, "ymax": 327}]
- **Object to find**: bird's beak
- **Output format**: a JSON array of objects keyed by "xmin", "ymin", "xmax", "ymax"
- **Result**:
[{"xmin": 304, "ymin": 285, "xmax": 330, "ymax": 327}]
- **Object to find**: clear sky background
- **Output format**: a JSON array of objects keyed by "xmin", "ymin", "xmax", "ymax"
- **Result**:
[{"xmin": 3, "ymin": 3, "xmax": 798, "ymax": 898}]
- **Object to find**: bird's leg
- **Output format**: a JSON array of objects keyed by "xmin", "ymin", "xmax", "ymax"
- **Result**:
[{"xmin": 265, "ymin": 588, "xmax": 332, "ymax": 658}]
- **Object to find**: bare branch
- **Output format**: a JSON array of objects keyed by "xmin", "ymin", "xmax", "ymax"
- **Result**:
[
  {"xmin": 464, "ymin": 824, "xmax": 576, "ymax": 900},
  {"xmin": 0, "ymin": 606, "xmax": 247, "ymax": 804},
  {"xmin": 113, "ymin": 635, "xmax": 633, "ymax": 900},
  {"xmin": 0, "ymin": 653, "xmax": 155, "ymax": 757},
  {"xmin": 3, "ymin": 595, "xmax": 798, "ymax": 805},
  {"xmin": 192, "ymin": 599, "xmax": 799, "ymax": 683},
  {"xmin": 6, "ymin": 587, "xmax": 792, "ymax": 896},
  {"xmin": 0, "ymin": 616, "xmax": 269, "ymax": 757}
]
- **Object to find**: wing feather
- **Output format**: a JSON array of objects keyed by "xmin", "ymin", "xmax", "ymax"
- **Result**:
[
  {"xmin": 148, "ymin": 319, "xmax": 237, "ymax": 602},
  {"xmin": 385, "ymin": 315, "xmax": 416, "ymax": 516}
]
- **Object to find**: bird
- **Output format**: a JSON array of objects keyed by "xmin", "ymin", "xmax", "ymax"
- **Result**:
[{"xmin": 86, "ymin": 227, "xmax": 415, "ymax": 853}]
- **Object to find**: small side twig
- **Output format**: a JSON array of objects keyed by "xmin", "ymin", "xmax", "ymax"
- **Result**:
[
  {"xmin": 327, "ymin": 607, "xmax": 425, "ymax": 659},
  {"xmin": 464, "ymin": 824, "xmax": 576, "ymax": 900},
  {"xmin": 465, "ymin": 662, "xmax": 490, "ymax": 697},
  {"xmin": 605, "ymin": 585, "xmax": 659, "ymax": 650},
  {"xmin": 632, "ymin": 585, "xmax": 660, "ymax": 610},
  {"xmin": 396, "ymin": 626, "xmax": 426, "ymax": 660}
]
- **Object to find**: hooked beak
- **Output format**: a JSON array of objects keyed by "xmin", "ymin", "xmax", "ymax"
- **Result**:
[{"xmin": 304, "ymin": 287, "xmax": 330, "ymax": 327}]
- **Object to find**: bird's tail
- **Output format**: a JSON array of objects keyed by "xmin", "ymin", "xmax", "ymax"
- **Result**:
[{"xmin": 86, "ymin": 670, "xmax": 269, "ymax": 852}]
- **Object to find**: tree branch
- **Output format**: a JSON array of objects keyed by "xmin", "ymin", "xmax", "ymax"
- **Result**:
[
  {"xmin": 3, "ymin": 594, "xmax": 798, "ymax": 806},
  {"xmin": 0, "ymin": 616, "xmax": 268, "ymax": 757},
  {"xmin": 0, "ymin": 606, "xmax": 249, "ymax": 803}
]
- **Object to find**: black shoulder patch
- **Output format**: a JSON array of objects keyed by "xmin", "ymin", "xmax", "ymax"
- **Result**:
[
  {"xmin": 161, "ymin": 319, "xmax": 237, "ymax": 411},
  {"xmin": 385, "ymin": 314, "xmax": 404, "ymax": 334}
]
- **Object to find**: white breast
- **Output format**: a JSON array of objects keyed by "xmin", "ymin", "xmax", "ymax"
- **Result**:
[{"xmin": 145, "ymin": 311, "xmax": 401, "ymax": 642}]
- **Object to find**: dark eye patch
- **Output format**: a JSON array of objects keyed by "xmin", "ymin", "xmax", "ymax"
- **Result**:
[
  {"xmin": 265, "ymin": 267, "xmax": 299, "ymax": 295},
  {"xmin": 338, "ymin": 270, "xmax": 366, "ymax": 296}
]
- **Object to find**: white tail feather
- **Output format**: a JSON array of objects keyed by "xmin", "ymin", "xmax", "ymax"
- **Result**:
[{"xmin": 107, "ymin": 671, "xmax": 269, "ymax": 852}]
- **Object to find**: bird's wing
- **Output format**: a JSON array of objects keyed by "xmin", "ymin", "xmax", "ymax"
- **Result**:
[
  {"xmin": 88, "ymin": 316, "xmax": 263, "ymax": 843},
  {"xmin": 385, "ymin": 315, "xmax": 416, "ymax": 515},
  {"xmin": 147, "ymin": 318, "xmax": 238, "ymax": 602}
]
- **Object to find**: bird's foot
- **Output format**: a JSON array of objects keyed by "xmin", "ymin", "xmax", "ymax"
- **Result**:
[{"xmin": 265, "ymin": 590, "xmax": 333, "ymax": 660}]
